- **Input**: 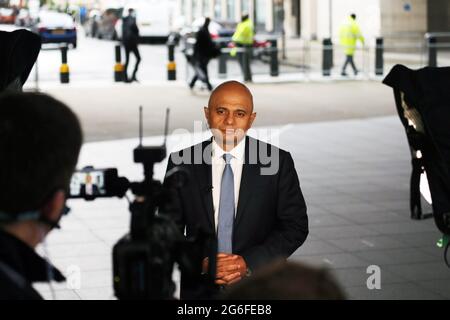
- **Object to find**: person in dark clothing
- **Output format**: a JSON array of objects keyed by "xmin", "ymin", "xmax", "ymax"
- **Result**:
[
  {"xmin": 0, "ymin": 29, "xmax": 41, "ymax": 92},
  {"xmin": 0, "ymin": 92, "xmax": 83, "ymax": 299},
  {"xmin": 221, "ymin": 260, "xmax": 346, "ymax": 300},
  {"xmin": 189, "ymin": 17, "xmax": 220, "ymax": 91},
  {"xmin": 122, "ymin": 8, "xmax": 141, "ymax": 83}
]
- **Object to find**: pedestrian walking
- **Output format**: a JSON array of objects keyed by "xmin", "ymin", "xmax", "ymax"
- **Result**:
[
  {"xmin": 122, "ymin": 8, "xmax": 141, "ymax": 83},
  {"xmin": 189, "ymin": 17, "xmax": 220, "ymax": 91},
  {"xmin": 339, "ymin": 13, "xmax": 364, "ymax": 76},
  {"xmin": 231, "ymin": 14, "xmax": 254, "ymax": 82}
]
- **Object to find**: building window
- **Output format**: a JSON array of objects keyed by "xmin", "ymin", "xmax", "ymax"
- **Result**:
[
  {"xmin": 255, "ymin": 0, "xmax": 267, "ymax": 30},
  {"xmin": 192, "ymin": 0, "xmax": 200, "ymax": 19},
  {"xmin": 202, "ymin": 0, "xmax": 210, "ymax": 16},
  {"xmin": 241, "ymin": 0, "xmax": 250, "ymax": 15},
  {"xmin": 180, "ymin": 0, "xmax": 185, "ymax": 15},
  {"xmin": 214, "ymin": 0, "xmax": 221, "ymax": 19},
  {"xmin": 273, "ymin": 0, "xmax": 284, "ymax": 33},
  {"xmin": 226, "ymin": 0, "xmax": 235, "ymax": 21}
]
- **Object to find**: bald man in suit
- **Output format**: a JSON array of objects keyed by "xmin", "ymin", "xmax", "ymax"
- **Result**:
[{"xmin": 166, "ymin": 81, "xmax": 308, "ymax": 299}]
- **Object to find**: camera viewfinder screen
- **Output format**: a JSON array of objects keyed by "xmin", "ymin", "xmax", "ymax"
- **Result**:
[{"xmin": 70, "ymin": 170, "xmax": 107, "ymax": 197}]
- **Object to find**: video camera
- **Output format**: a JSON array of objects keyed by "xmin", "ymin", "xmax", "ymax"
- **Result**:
[{"xmin": 68, "ymin": 108, "xmax": 217, "ymax": 299}]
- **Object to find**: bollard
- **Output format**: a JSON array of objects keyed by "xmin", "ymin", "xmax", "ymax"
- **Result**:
[
  {"xmin": 375, "ymin": 37, "xmax": 384, "ymax": 75},
  {"xmin": 427, "ymin": 36, "xmax": 437, "ymax": 67},
  {"xmin": 322, "ymin": 38, "xmax": 333, "ymax": 76},
  {"xmin": 269, "ymin": 39, "xmax": 279, "ymax": 77},
  {"xmin": 60, "ymin": 46, "xmax": 69, "ymax": 84},
  {"xmin": 167, "ymin": 41, "xmax": 176, "ymax": 81},
  {"xmin": 218, "ymin": 40, "xmax": 227, "ymax": 78},
  {"xmin": 114, "ymin": 45, "xmax": 125, "ymax": 82}
]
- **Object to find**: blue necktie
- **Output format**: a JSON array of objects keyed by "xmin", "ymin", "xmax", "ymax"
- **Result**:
[{"xmin": 217, "ymin": 153, "xmax": 234, "ymax": 253}]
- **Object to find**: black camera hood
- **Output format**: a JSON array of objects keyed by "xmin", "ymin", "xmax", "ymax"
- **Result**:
[{"xmin": 384, "ymin": 64, "xmax": 450, "ymax": 235}]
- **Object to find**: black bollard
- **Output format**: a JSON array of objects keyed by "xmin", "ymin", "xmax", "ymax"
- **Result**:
[
  {"xmin": 167, "ymin": 41, "xmax": 176, "ymax": 81},
  {"xmin": 269, "ymin": 39, "xmax": 279, "ymax": 77},
  {"xmin": 114, "ymin": 45, "xmax": 125, "ymax": 82},
  {"xmin": 428, "ymin": 36, "xmax": 437, "ymax": 67},
  {"xmin": 322, "ymin": 38, "xmax": 333, "ymax": 76},
  {"xmin": 218, "ymin": 40, "xmax": 227, "ymax": 78},
  {"xmin": 375, "ymin": 37, "xmax": 384, "ymax": 75},
  {"xmin": 60, "ymin": 46, "xmax": 69, "ymax": 84}
]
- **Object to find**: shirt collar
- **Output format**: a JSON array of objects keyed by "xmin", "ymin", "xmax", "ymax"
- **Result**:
[{"xmin": 212, "ymin": 136, "xmax": 246, "ymax": 162}]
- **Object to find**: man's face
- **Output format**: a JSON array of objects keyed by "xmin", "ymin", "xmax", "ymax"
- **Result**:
[{"xmin": 204, "ymin": 85, "xmax": 256, "ymax": 148}]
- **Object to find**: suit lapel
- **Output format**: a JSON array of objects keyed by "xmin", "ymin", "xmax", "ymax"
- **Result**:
[
  {"xmin": 235, "ymin": 136, "xmax": 259, "ymax": 228},
  {"xmin": 194, "ymin": 138, "xmax": 215, "ymax": 230}
]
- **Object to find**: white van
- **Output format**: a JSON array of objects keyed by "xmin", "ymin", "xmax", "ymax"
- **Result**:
[{"xmin": 115, "ymin": 0, "xmax": 175, "ymax": 42}]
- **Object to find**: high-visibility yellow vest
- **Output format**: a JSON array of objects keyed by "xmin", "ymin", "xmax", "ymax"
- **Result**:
[
  {"xmin": 339, "ymin": 17, "xmax": 365, "ymax": 55},
  {"xmin": 232, "ymin": 19, "xmax": 254, "ymax": 45}
]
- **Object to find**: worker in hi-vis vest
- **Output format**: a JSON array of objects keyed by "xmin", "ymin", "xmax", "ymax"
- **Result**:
[
  {"xmin": 339, "ymin": 13, "xmax": 364, "ymax": 76},
  {"xmin": 231, "ymin": 14, "xmax": 254, "ymax": 82}
]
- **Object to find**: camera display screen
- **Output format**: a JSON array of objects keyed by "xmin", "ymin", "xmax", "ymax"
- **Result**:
[{"xmin": 70, "ymin": 170, "xmax": 107, "ymax": 198}]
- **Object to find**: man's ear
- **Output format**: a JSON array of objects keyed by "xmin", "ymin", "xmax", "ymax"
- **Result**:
[
  {"xmin": 40, "ymin": 190, "xmax": 65, "ymax": 224},
  {"xmin": 249, "ymin": 112, "xmax": 257, "ymax": 127},
  {"xmin": 204, "ymin": 106, "xmax": 210, "ymax": 123}
]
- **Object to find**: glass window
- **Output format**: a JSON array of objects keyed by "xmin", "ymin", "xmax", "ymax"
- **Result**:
[
  {"xmin": 180, "ymin": 0, "xmax": 185, "ymax": 15},
  {"xmin": 192, "ymin": 0, "xmax": 199, "ymax": 19},
  {"xmin": 226, "ymin": 0, "xmax": 235, "ymax": 20},
  {"xmin": 273, "ymin": 0, "xmax": 284, "ymax": 33},
  {"xmin": 255, "ymin": 0, "xmax": 266, "ymax": 30},
  {"xmin": 214, "ymin": 0, "xmax": 221, "ymax": 19},
  {"xmin": 241, "ymin": 0, "xmax": 250, "ymax": 15},
  {"xmin": 202, "ymin": 0, "xmax": 210, "ymax": 16}
]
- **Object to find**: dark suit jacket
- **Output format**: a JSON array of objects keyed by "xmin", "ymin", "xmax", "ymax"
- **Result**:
[
  {"xmin": 194, "ymin": 26, "xmax": 220, "ymax": 63},
  {"xmin": 165, "ymin": 136, "xmax": 308, "ymax": 299}
]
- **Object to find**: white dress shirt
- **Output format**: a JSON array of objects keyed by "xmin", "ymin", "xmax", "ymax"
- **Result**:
[{"xmin": 211, "ymin": 137, "xmax": 246, "ymax": 231}]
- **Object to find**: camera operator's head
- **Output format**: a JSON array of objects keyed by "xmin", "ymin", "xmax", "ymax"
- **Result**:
[
  {"xmin": 0, "ymin": 92, "xmax": 82, "ymax": 248},
  {"xmin": 221, "ymin": 260, "xmax": 346, "ymax": 300}
]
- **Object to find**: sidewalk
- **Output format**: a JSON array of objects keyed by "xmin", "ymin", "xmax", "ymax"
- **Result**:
[
  {"xmin": 279, "ymin": 36, "xmax": 450, "ymax": 75},
  {"xmin": 33, "ymin": 116, "xmax": 450, "ymax": 300},
  {"xmin": 29, "ymin": 81, "xmax": 395, "ymax": 143}
]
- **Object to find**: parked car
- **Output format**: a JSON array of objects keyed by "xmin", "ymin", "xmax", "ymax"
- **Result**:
[
  {"xmin": 85, "ymin": 7, "xmax": 122, "ymax": 40},
  {"xmin": 0, "ymin": 8, "xmax": 16, "ymax": 24},
  {"xmin": 15, "ymin": 8, "xmax": 33, "ymax": 27},
  {"xmin": 32, "ymin": 10, "xmax": 77, "ymax": 48}
]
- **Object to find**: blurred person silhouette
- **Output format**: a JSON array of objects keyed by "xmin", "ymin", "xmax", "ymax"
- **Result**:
[
  {"xmin": 0, "ymin": 92, "xmax": 83, "ymax": 299},
  {"xmin": 221, "ymin": 260, "xmax": 346, "ymax": 300},
  {"xmin": 189, "ymin": 17, "xmax": 220, "ymax": 91},
  {"xmin": 122, "ymin": 8, "xmax": 141, "ymax": 83},
  {"xmin": 339, "ymin": 13, "xmax": 365, "ymax": 76},
  {"xmin": 231, "ymin": 14, "xmax": 254, "ymax": 82},
  {"xmin": 0, "ymin": 29, "xmax": 41, "ymax": 92}
]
